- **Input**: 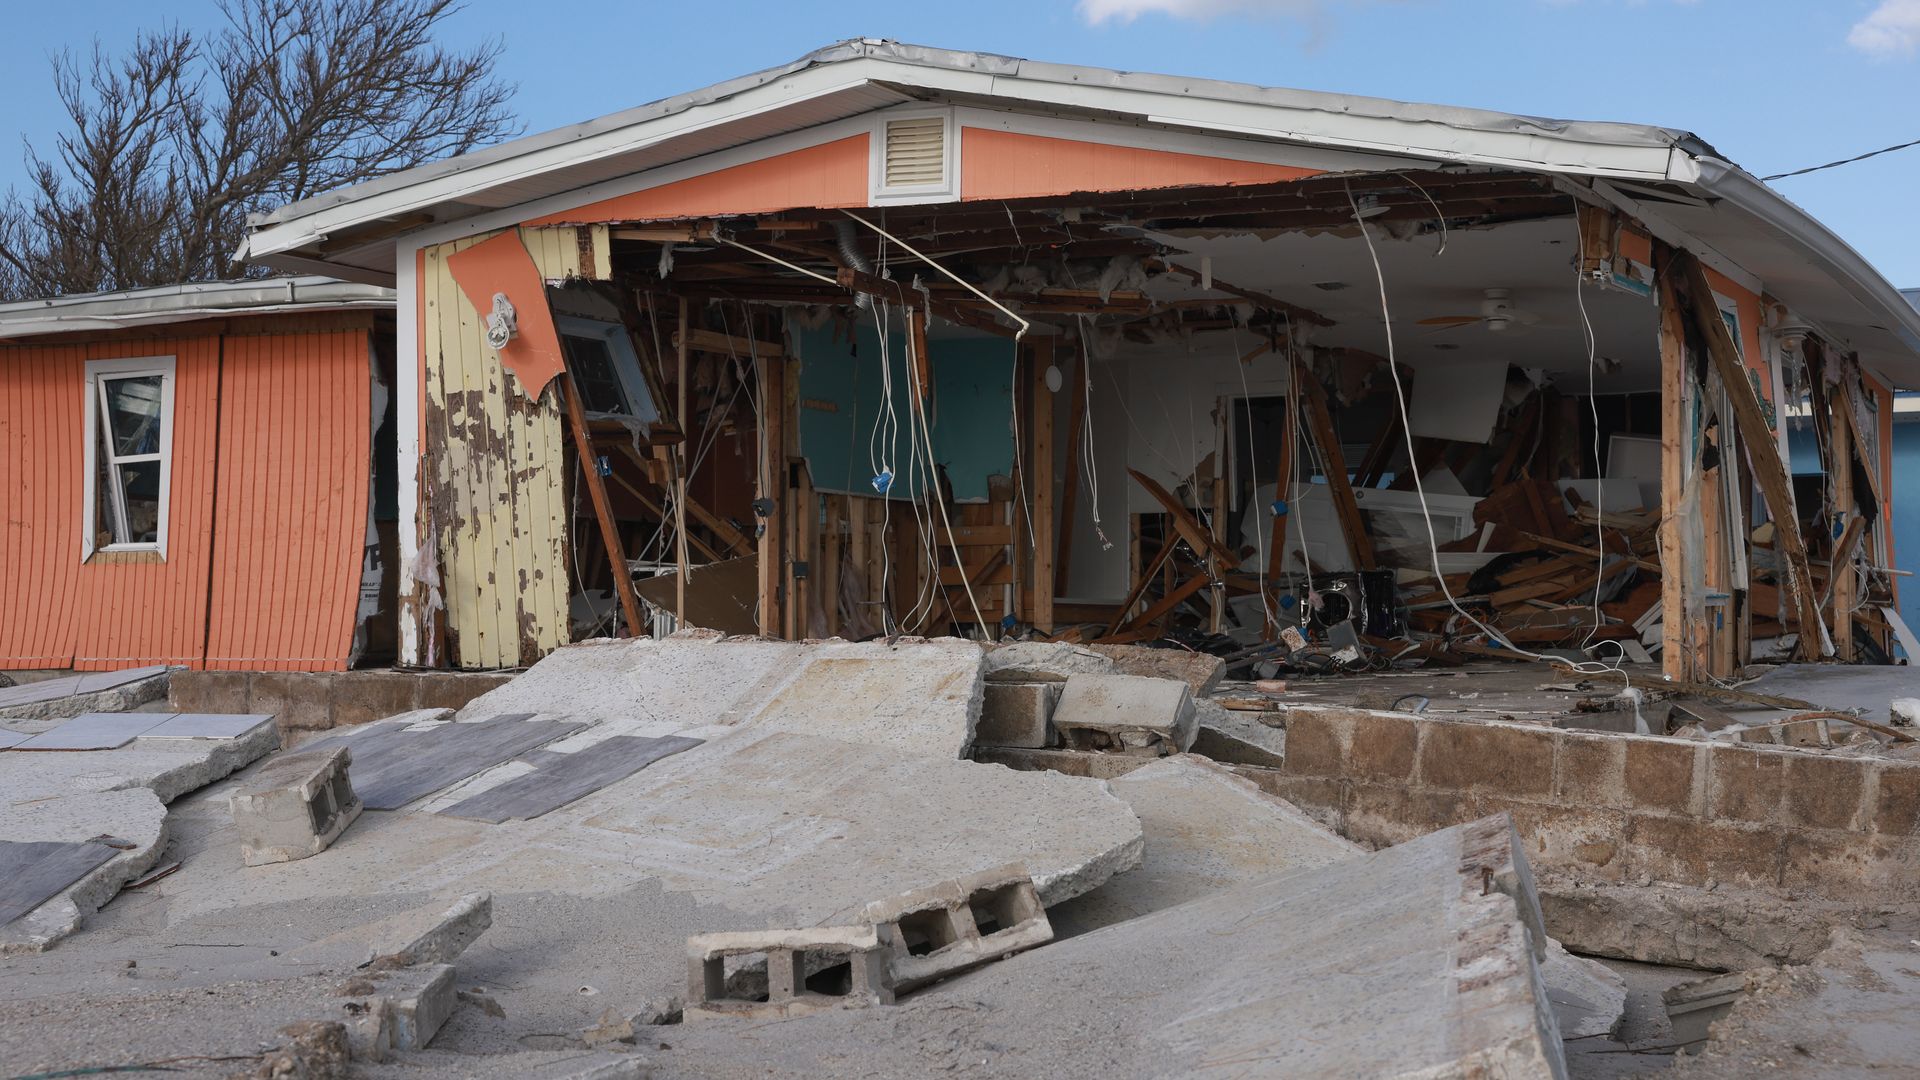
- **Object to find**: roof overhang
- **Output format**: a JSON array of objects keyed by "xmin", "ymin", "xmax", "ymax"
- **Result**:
[
  {"xmin": 236, "ymin": 38, "xmax": 1920, "ymax": 388},
  {"xmin": 0, "ymin": 276, "xmax": 394, "ymax": 340}
]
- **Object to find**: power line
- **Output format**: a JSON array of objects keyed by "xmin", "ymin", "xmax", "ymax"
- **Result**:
[{"xmin": 1763, "ymin": 135, "xmax": 1920, "ymax": 181}]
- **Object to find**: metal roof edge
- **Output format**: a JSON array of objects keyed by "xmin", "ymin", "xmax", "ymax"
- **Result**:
[
  {"xmin": 1693, "ymin": 158, "xmax": 1920, "ymax": 386},
  {"xmin": 0, "ymin": 276, "xmax": 395, "ymax": 335}
]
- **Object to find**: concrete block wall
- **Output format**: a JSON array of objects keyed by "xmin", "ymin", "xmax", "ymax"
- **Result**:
[
  {"xmin": 170, "ymin": 669, "xmax": 514, "ymax": 735},
  {"xmin": 1250, "ymin": 705, "xmax": 1920, "ymax": 907}
]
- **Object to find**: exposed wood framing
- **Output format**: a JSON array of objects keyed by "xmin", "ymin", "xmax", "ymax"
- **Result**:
[
  {"xmin": 675, "ymin": 297, "xmax": 691, "ymax": 623},
  {"xmin": 1294, "ymin": 361, "xmax": 1376, "ymax": 571},
  {"xmin": 1057, "ymin": 342, "xmax": 1087, "ymax": 593},
  {"xmin": 1030, "ymin": 338, "xmax": 1056, "ymax": 634},
  {"xmin": 1654, "ymin": 252, "xmax": 1690, "ymax": 681},
  {"xmin": 558, "ymin": 375, "xmax": 643, "ymax": 636},
  {"xmin": 1830, "ymin": 364, "xmax": 1857, "ymax": 662},
  {"xmin": 757, "ymin": 352, "xmax": 784, "ymax": 637},
  {"xmin": 1675, "ymin": 251, "xmax": 1825, "ymax": 661}
]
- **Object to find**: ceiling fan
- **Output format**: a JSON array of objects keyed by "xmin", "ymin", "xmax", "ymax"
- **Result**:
[{"xmin": 1416, "ymin": 288, "xmax": 1539, "ymax": 333}]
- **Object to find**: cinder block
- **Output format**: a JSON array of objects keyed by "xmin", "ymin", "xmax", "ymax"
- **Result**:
[
  {"xmin": 1873, "ymin": 762, "xmax": 1920, "ymax": 835},
  {"xmin": 683, "ymin": 926, "xmax": 891, "ymax": 1021},
  {"xmin": 1624, "ymin": 814, "xmax": 1782, "ymax": 889},
  {"xmin": 1554, "ymin": 733, "xmax": 1626, "ymax": 807},
  {"xmin": 1623, "ymin": 739, "xmax": 1701, "ymax": 817},
  {"xmin": 1414, "ymin": 719, "xmax": 1554, "ymax": 797},
  {"xmin": 1052, "ymin": 673, "xmax": 1196, "ymax": 755},
  {"xmin": 1348, "ymin": 712, "xmax": 1418, "ymax": 780},
  {"xmin": 1344, "ymin": 781, "xmax": 1476, "ymax": 848},
  {"xmin": 864, "ymin": 863, "xmax": 1052, "ymax": 994},
  {"xmin": 977, "ymin": 680, "xmax": 1056, "ymax": 749},
  {"xmin": 168, "ymin": 669, "xmax": 252, "ymax": 713},
  {"xmin": 414, "ymin": 671, "xmax": 516, "ymax": 712},
  {"xmin": 229, "ymin": 745, "xmax": 362, "ymax": 866},
  {"xmin": 251, "ymin": 672, "xmax": 333, "ymax": 732},
  {"xmin": 1705, "ymin": 744, "xmax": 1790, "ymax": 823},
  {"xmin": 1278, "ymin": 708, "xmax": 1350, "ymax": 776},
  {"xmin": 331, "ymin": 672, "xmax": 421, "ymax": 728},
  {"xmin": 1784, "ymin": 754, "xmax": 1868, "ymax": 831}
]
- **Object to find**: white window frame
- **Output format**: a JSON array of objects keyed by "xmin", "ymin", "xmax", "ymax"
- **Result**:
[
  {"xmin": 868, "ymin": 107, "xmax": 961, "ymax": 206},
  {"xmin": 554, "ymin": 316, "xmax": 660, "ymax": 428},
  {"xmin": 81, "ymin": 356, "xmax": 176, "ymax": 560}
]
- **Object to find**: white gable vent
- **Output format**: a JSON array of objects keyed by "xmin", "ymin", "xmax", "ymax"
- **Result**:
[{"xmin": 872, "ymin": 110, "xmax": 957, "ymax": 204}]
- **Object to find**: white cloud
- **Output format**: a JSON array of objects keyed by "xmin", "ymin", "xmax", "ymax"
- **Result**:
[
  {"xmin": 1075, "ymin": 0, "xmax": 1324, "ymax": 26},
  {"xmin": 1849, "ymin": 0, "xmax": 1920, "ymax": 58}
]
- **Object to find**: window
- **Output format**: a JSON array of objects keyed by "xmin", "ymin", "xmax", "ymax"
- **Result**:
[
  {"xmin": 83, "ymin": 357, "xmax": 175, "ymax": 558},
  {"xmin": 555, "ymin": 317, "xmax": 660, "ymax": 429}
]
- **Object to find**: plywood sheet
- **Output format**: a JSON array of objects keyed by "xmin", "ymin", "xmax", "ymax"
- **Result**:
[
  {"xmin": 438, "ymin": 735, "xmax": 703, "ymax": 823},
  {"xmin": 0, "ymin": 840, "xmax": 118, "ymax": 927},
  {"xmin": 12, "ymin": 713, "xmax": 171, "ymax": 751},
  {"xmin": 305, "ymin": 713, "xmax": 586, "ymax": 810}
]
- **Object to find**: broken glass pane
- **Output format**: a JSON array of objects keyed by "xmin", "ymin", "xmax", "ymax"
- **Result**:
[
  {"xmin": 94, "ymin": 418, "xmax": 124, "ymax": 546},
  {"xmin": 103, "ymin": 375, "xmax": 164, "ymax": 456},
  {"xmin": 561, "ymin": 334, "xmax": 630, "ymax": 416},
  {"xmin": 114, "ymin": 460, "xmax": 163, "ymax": 544}
]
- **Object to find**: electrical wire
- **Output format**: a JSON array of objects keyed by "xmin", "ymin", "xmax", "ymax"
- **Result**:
[
  {"xmin": 1763, "ymin": 135, "xmax": 1920, "ymax": 181},
  {"xmin": 1342, "ymin": 180, "xmax": 1627, "ymax": 680},
  {"xmin": 1571, "ymin": 197, "xmax": 1627, "ymax": 670}
]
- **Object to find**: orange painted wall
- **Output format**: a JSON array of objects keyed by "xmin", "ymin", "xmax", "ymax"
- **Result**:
[
  {"xmin": 527, "ymin": 135, "xmax": 870, "ymax": 226},
  {"xmin": 0, "ymin": 328, "xmax": 370, "ymax": 671},
  {"xmin": 960, "ymin": 128, "xmax": 1320, "ymax": 202}
]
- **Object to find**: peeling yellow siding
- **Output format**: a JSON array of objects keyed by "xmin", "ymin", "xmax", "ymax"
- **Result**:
[{"xmin": 420, "ymin": 229, "xmax": 575, "ymax": 669}]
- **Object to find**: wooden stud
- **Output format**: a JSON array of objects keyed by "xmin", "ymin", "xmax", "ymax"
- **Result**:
[
  {"xmin": 756, "ymin": 353, "xmax": 784, "ymax": 637},
  {"xmin": 1676, "ymin": 251, "xmax": 1826, "ymax": 660},
  {"xmin": 675, "ymin": 297, "xmax": 691, "ymax": 624},
  {"xmin": 1030, "ymin": 338, "xmax": 1056, "ymax": 634},
  {"xmin": 1057, "ymin": 342, "xmax": 1087, "ymax": 594},
  {"xmin": 1127, "ymin": 469, "xmax": 1240, "ymax": 568},
  {"xmin": 821, "ymin": 495, "xmax": 843, "ymax": 637},
  {"xmin": 1655, "ymin": 251, "xmax": 1690, "ymax": 681},
  {"xmin": 559, "ymin": 376, "xmax": 644, "ymax": 637},
  {"xmin": 1293, "ymin": 363, "xmax": 1376, "ymax": 571},
  {"xmin": 1831, "ymin": 370, "xmax": 1857, "ymax": 662},
  {"xmin": 1107, "ymin": 534, "xmax": 1179, "ymax": 637}
]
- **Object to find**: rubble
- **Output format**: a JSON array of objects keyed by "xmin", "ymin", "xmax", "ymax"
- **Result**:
[
  {"xmin": 865, "ymin": 863, "xmax": 1052, "ymax": 992},
  {"xmin": 1087, "ymin": 643, "xmax": 1224, "ymax": 695},
  {"xmin": 229, "ymin": 745, "xmax": 363, "ymax": 865},
  {"xmin": 1187, "ymin": 697, "xmax": 1287, "ymax": 767},
  {"xmin": 0, "ymin": 666, "xmax": 170, "ymax": 723},
  {"xmin": 1052, "ymin": 672, "xmax": 1197, "ymax": 754},
  {"xmin": 684, "ymin": 926, "xmax": 892, "ymax": 1020}
]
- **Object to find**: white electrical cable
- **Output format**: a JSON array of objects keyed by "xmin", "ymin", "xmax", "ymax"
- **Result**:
[
  {"xmin": 840, "ymin": 211, "xmax": 1032, "ymax": 340},
  {"xmin": 714, "ymin": 235, "xmax": 841, "ymax": 286},
  {"xmin": 1571, "ymin": 199, "xmax": 1629, "ymax": 671},
  {"xmin": 1227, "ymin": 315, "xmax": 1274, "ymax": 635},
  {"xmin": 1343, "ymin": 181, "xmax": 1622, "ymax": 678}
]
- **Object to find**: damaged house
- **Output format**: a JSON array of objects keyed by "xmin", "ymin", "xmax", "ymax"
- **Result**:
[
  {"xmin": 227, "ymin": 39, "xmax": 1915, "ymax": 676},
  {"xmin": 6, "ymin": 39, "xmax": 1920, "ymax": 1079}
]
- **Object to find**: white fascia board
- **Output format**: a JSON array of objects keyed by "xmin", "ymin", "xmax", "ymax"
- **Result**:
[
  {"xmin": 241, "ymin": 68, "xmax": 902, "ymax": 262},
  {"xmin": 1692, "ymin": 157, "xmax": 1920, "ymax": 358}
]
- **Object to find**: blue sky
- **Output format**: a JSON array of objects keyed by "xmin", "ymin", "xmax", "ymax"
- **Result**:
[{"xmin": 4, "ymin": 1, "xmax": 1919, "ymax": 283}]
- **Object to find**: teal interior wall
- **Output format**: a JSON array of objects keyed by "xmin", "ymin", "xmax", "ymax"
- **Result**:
[
  {"xmin": 1788, "ymin": 417, "xmax": 1918, "ymax": 657},
  {"xmin": 794, "ymin": 322, "xmax": 1015, "ymax": 503}
]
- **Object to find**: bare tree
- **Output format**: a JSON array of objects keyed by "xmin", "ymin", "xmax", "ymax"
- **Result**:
[{"xmin": 0, "ymin": 0, "xmax": 515, "ymax": 299}]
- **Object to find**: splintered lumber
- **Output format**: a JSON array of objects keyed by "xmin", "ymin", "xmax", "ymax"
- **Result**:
[
  {"xmin": 1656, "ymin": 255, "xmax": 1689, "ymax": 681},
  {"xmin": 1109, "ymin": 534, "xmax": 1179, "ymax": 637},
  {"xmin": 1126, "ymin": 469, "xmax": 1240, "ymax": 568},
  {"xmin": 1517, "ymin": 531, "xmax": 1660, "ymax": 574},
  {"xmin": 1293, "ymin": 369, "xmax": 1376, "ymax": 570},
  {"xmin": 1676, "ymin": 251, "xmax": 1826, "ymax": 661},
  {"xmin": 560, "ymin": 376, "xmax": 644, "ymax": 636},
  {"xmin": 1119, "ymin": 571, "xmax": 1211, "ymax": 634}
]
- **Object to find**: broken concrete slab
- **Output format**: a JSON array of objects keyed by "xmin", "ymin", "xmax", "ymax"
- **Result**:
[
  {"xmin": 303, "ymin": 713, "xmax": 588, "ymax": 810},
  {"xmin": 437, "ymin": 735, "xmax": 702, "ymax": 823},
  {"xmin": 1087, "ymin": 643, "xmax": 1224, "ymax": 695},
  {"xmin": 229, "ymin": 745, "xmax": 362, "ymax": 866},
  {"xmin": 385, "ymin": 962, "xmax": 459, "ymax": 1050},
  {"xmin": 454, "ymin": 633, "xmax": 985, "ymax": 758},
  {"xmin": 299, "ymin": 892, "xmax": 493, "ymax": 968},
  {"xmin": 1540, "ymin": 938, "xmax": 1627, "ymax": 1040},
  {"xmin": 865, "ymin": 863, "xmax": 1052, "ymax": 993},
  {"xmin": 1052, "ymin": 672, "xmax": 1197, "ymax": 754},
  {"xmin": 1047, "ymin": 754, "xmax": 1360, "ymax": 936},
  {"xmin": 984, "ymin": 641, "xmax": 1115, "ymax": 680},
  {"xmin": 1187, "ymin": 697, "xmax": 1287, "ymax": 768},
  {"xmin": 0, "ymin": 666, "xmax": 170, "ymax": 723},
  {"xmin": 658, "ymin": 814, "xmax": 1567, "ymax": 1078}
]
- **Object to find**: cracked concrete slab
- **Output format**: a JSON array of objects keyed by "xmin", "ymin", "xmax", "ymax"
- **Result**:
[
  {"xmin": 455, "ymin": 633, "xmax": 985, "ymax": 758},
  {"xmin": 654, "ymin": 814, "xmax": 1567, "ymax": 1079},
  {"xmin": 1048, "ymin": 753, "xmax": 1359, "ymax": 937}
]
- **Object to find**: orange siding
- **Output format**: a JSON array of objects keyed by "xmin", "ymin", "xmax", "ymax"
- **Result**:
[
  {"xmin": 960, "ymin": 128, "xmax": 1321, "ymax": 201},
  {"xmin": 0, "ymin": 329, "xmax": 370, "ymax": 672},
  {"xmin": 525, "ymin": 135, "xmax": 870, "ymax": 225},
  {"xmin": 446, "ymin": 231, "xmax": 566, "ymax": 397}
]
